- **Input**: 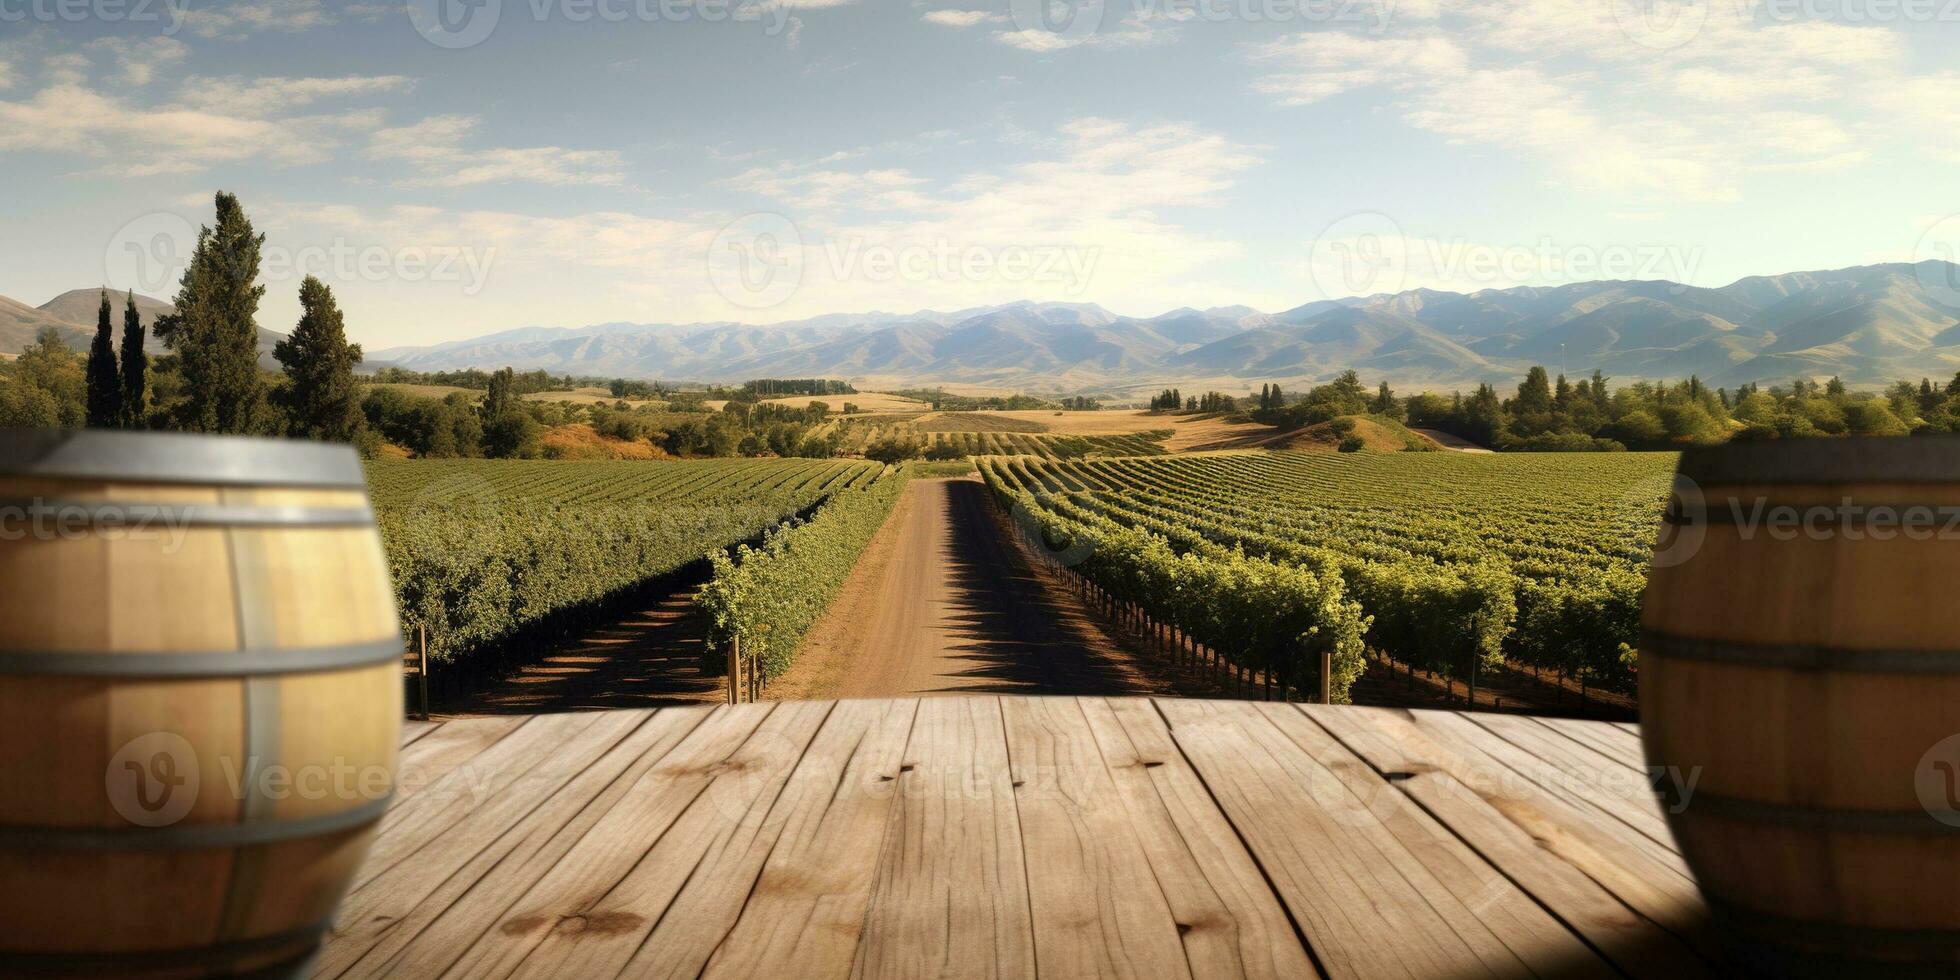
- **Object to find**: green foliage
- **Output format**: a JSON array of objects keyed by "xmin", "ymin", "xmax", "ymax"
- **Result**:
[
  {"xmin": 0, "ymin": 329, "xmax": 86, "ymax": 429},
  {"xmin": 863, "ymin": 435, "xmax": 923, "ymax": 464},
  {"xmin": 984, "ymin": 472, "xmax": 1369, "ymax": 701},
  {"xmin": 86, "ymin": 289, "xmax": 121, "ymax": 428},
  {"xmin": 274, "ymin": 277, "xmax": 369, "ymax": 448},
  {"xmin": 479, "ymin": 367, "xmax": 542, "ymax": 458},
  {"xmin": 981, "ymin": 450, "xmax": 1673, "ymax": 692},
  {"xmin": 696, "ymin": 466, "xmax": 908, "ymax": 678},
  {"xmin": 370, "ymin": 457, "xmax": 881, "ymax": 663},
  {"xmin": 158, "ymin": 191, "xmax": 267, "ymax": 434},
  {"xmin": 1336, "ymin": 434, "xmax": 1365, "ymax": 453},
  {"xmin": 118, "ymin": 293, "xmax": 147, "ymax": 428}
]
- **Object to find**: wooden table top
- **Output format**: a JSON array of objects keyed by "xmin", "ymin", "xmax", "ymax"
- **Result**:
[{"xmin": 319, "ymin": 698, "xmax": 1718, "ymax": 978}]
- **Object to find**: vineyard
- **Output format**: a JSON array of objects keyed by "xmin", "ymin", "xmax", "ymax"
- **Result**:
[
  {"xmin": 980, "ymin": 451, "xmax": 1677, "ymax": 697},
  {"xmin": 822, "ymin": 414, "xmax": 1171, "ymax": 458},
  {"xmin": 696, "ymin": 464, "xmax": 909, "ymax": 689},
  {"xmin": 368, "ymin": 458, "xmax": 881, "ymax": 664}
]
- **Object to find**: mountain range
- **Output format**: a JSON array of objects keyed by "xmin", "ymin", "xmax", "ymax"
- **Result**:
[
  {"xmin": 9, "ymin": 262, "xmax": 1959, "ymax": 392},
  {"xmin": 0, "ymin": 289, "xmax": 285, "ymax": 365}
]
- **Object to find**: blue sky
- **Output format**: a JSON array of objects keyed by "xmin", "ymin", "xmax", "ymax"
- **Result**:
[{"xmin": 2, "ymin": 0, "xmax": 1957, "ymax": 348}]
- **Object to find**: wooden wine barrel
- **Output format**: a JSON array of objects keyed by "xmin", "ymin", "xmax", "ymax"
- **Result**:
[
  {"xmin": 1642, "ymin": 437, "xmax": 1960, "ymax": 977},
  {"xmin": 0, "ymin": 430, "xmax": 401, "ymax": 978}
]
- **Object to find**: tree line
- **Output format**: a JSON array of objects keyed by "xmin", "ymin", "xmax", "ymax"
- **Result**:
[{"xmin": 1232, "ymin": 366, "xmax": 1960, "ymax": 450}]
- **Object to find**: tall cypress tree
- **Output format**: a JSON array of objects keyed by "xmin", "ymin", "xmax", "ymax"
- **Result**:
[
  {"xmin": 273, "ymin": 276, "xmax": 367, "ymax": 443},
  {"xmin": 85, "ymin": 289, "xmax": 122, "ymax": 428},
  {"xmin": 118, "ymin": 293, "xmax": 147, "ymax": 428},
  {"xmin": 158, "ymin": 192, "xmax": 266, "ymax": 433}
]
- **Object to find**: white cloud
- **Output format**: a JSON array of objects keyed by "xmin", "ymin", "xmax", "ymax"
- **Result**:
[
  {"xmin": 716, "ymin": 118, "xmax": 1261, "ymax": 314},
  {"xmin": 1246, "ymin": 6, "xmax": 1952, "ymax": 202},
  {"xmin": 183, "ymin": 0, "xmax": 337, "ymax": 39},
  {"xmin": 922, "ymin": 9, "xmax": 1000, "ymax": 27},
  {"xmin": 366, "ymin": 115, "xmax": 627, "ymax": 187},
  {"xmin": 85, "ymin": 37, "xmax": 190, "ymax": 87}
]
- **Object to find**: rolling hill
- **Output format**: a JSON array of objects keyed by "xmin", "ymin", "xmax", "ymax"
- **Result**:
[{"xmin": 0, "ymin": 288, "xmax": 287, "ymax": 365}]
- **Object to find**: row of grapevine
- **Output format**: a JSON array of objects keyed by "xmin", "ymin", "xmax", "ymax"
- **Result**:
[
  {"xmin": 694, "ymin": 464, "xmax": 910, "ymax": 682},
  {"xmin": 983, "ymin": 471, "xmax": 1371, "ymax": 702},
  {"xmin": 369, "ymin": 458, "xmax": 880, "ymax": 665},
  {"xmin": 980, "ymin": 451, "xmax": 1674, "ymax": 692},
  {"xmin": 819, "ymin": 417, "xmax": 1170, "ymax": 458}
]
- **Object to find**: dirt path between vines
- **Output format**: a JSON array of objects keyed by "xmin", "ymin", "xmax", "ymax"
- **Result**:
[
  {"xmin": 767, "ymin": 477, "xmax": 1169, "ymax": 700},
  {"xmin": 436, "ymin": 585, "xmax": 725, "ymax": 717}
]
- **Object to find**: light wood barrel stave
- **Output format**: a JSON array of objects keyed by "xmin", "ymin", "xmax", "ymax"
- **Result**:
[
  {"xmin": 1642, "ymin": 438, "xmax": 1960, "ymax": 974},
  {"xmin": 0, "ymin": 430, "xmax": 401, "ymax": 978}
]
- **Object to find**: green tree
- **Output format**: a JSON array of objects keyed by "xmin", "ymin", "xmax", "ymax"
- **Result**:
[
  {"xmin": 0, "ymin": 329, "xmax": 87, "ymax": 429},
  {"xmin": 480, "ymin": 367, "xmax": 541, "ymax": 458},
  {"xmin": 1370, "ymin": 380, "xmax": 1401, "ymax": 419},
  {"xmin": 158, "ymin": 192, "xmax": 267, "ymax": 433},
  {"xmin": 273, "ymin": 276, "xmax": 368, "ymax": 446},
  {"xmin": 85, "ymin": 289, "xmax": 121, "ymax": 427},
  {"xmin": 118, "ymin": 293, "xmax": 147, "ymax": 428}
]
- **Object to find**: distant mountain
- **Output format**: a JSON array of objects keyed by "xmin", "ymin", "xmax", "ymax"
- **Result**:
[
  {"xmin": 0, "ymin": 289, "xmax": 287, "ymax": 366},
  {"xmin": 21, "ymin": 262, "xmax": 1959, "ymax": 391}
]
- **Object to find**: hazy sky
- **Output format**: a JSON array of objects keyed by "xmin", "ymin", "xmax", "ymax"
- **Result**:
[{"xmin": 2, "ymin": 0, "xmax": 1956, "ymax": 348}]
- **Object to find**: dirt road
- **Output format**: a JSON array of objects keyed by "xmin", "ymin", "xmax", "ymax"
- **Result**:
[{"xmin": 770, "ymin": 478, "xmax": 1165, "ymax": 699}]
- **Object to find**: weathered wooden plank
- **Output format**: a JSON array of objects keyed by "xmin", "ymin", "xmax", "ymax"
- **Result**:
[
  {"xmin": 501, "ymin": 700, "xmax": 835, "ymax": 979},
  {"xmin": 1156, "ymin": 698, "xmax": 1567, "ymax": 978},
  {"xmin": 998, "ymin": 696, "xmax": 1189, "ymax": 978},
  {"xmin": 1084, "ymin": 698, "xmax": 1316, "ymax": 979},
  {"xmin": 320, "ymin": 707, "xmax": 711, "ymax": 979},
  {"xmin": 1420, "ymin": 713, "xmax": 1690, "ymax": 890},
  {"xmin": 390, "ymin": 714, "xmax": 528, "ymax": 810},
  {"xmin": 400, "ymin": 719, "xmax": 439, "ymax": 747},
  {"xmin": 702, "ymin": 699, "xmax": 921, "ymax": 978},
  {"xmin": 360, "ymin": 713, "xmax": 603, "ymax": 890},
  {"xmin": 1251, "ymin": 701, "xmax": 1612, "ymax": 978},
  {"xmin": 1462, "ymin": 713, "xmax": 1677, "ymax": 851},
  {"xmin": 1533, "ymin": 716, "xmax": 1647, "ymax": 773},
  {"xmin": 439, "ymin": 703, "xmax": 781, "ymax": 978},
  {"xmin": 1302, "ymin": 705, "xmax": 1718, "ymax": 977},
  {"xmin": 853, "ymin": 695, "xmax": 1036, "ymax": 979}
]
